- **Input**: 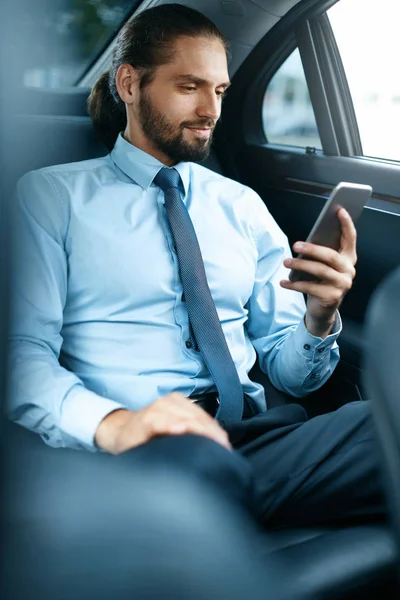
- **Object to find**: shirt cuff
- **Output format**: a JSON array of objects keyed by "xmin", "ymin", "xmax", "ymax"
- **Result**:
[
  {"xmin": 294, "ymin": 310, "xmax": 342, "ymax": 360},
  {"xmin": 59, "ymin": 386, "xmax": 126, "ymax": 451}
]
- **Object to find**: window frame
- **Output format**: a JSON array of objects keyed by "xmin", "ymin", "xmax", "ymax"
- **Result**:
[
  {"xmin": 296, "ymin": 13, "xmax": 363, "ymax": 156},
  {"xmin": 260, "ymin": 43, "xmax": 325, "ymax": 151},
  {"xmin": 220, "ymin": 0, "xmax": 400, "ymax": 212},
  {"xmin": 243, "ymin": 0, "xmax": 367, "ymax": 158},
  {"xmin": 326, "ymin": 2, "xmax": 400, "ymax": 165}
]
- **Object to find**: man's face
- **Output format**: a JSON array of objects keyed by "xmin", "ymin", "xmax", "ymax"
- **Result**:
[{"xmin": 133, "ymin": 36, "xmax": 230, "ymax": 164}]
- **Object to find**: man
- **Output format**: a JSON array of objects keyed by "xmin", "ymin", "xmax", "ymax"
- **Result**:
[{"xmin": 7, "ymin": 4, "xmax": 384, "ymax": 527}]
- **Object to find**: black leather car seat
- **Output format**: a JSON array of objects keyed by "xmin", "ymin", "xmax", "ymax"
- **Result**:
[
  {"xmin": 8, "ymin": 86, "xmax": 399, "ymax": 599},
  {"xmin": 364, "ymin": 266, "xmax": 400, "ymax": 591}
]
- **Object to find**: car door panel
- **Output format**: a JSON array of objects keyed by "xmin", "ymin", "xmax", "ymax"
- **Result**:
[
  {"xmin": 227, "ymin": 143, "xmax": 399, "ymax": 400},
  {"xmin": 236, "ymin": 146, "xmax": 400, "ymax": 322}
]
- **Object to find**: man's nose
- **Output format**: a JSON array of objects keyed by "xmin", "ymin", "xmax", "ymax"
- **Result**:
[{"xmin": 196, "ymin": 92, "xmax": 221, "ymax": 122}]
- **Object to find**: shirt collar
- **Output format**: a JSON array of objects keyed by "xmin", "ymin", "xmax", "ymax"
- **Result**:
[{"xmin": 110, "ymin": 133, "xmax": 190, "ymax": 198}]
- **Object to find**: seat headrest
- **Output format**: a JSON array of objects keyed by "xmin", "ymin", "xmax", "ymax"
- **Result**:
[{"xmin": 17, "ymin": 86, "xmax": 92, "ymax": 117}]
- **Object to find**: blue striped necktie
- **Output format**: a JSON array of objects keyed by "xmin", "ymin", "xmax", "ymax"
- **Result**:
[{"xmin": 154, "ymin": 166, "xmax": 244, "ymax": 423}]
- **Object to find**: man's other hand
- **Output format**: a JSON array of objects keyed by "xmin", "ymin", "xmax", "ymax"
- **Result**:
[{"xmin": 94, "ymin": 393, "xmax": 232, "ymax": 454}]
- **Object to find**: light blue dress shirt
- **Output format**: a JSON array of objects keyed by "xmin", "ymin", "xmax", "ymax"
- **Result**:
[{"xmin": 8, "ymin": 134, "xmax": 341, "ymax": 451}]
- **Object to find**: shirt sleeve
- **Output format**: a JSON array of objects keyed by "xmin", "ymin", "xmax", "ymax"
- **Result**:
[
  {"xmin": 6, "ymin": 170, "xmax": 125, "ymax": 451},
  {"xmin": 245, "ymin": 190, "xmax": 341, "ymax": 398}
]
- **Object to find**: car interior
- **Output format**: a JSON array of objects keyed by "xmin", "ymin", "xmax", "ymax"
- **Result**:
[
  {"xmin": 364, "ymin": 264, "xmax": 400, "ymax": 565},
  {"xmin": 2, "ymin": 0, "xmax": 400, "ymax": 597}
]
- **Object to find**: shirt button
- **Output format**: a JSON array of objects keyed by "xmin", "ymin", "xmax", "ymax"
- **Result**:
[
  {"xmin": 185, "ymin": 340, "xmax": 193, "ymax": 349},
  {"xmin": 303, "ymin": 344, "xmax": 311, "ymax": 351},
  {"xmin": 318, "ymin": 347, "xmax": 326, "ymax": 353}
]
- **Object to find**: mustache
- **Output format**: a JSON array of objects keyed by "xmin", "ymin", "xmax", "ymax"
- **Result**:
[{"xmin": 180, "ymin": 119, "xmax": 216, "ymax": 130}]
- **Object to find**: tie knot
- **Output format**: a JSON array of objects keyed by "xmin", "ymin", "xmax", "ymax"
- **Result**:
[{"xmin": 154, "ymin": 167, "xmax": 181, "ymax": 192}]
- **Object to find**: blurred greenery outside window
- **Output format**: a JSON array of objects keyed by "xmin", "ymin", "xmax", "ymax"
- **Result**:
[
  {"xmin": 22, "ymin": 0, "xmax": 137, "ymax": 88},
  {"xmin": 262, "ymin": 48, "xmax": 322, "ymax": 150}
]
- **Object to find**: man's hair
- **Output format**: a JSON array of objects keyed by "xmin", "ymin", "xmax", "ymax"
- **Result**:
[{"xmin": 87, "ymin": 4, "xmax": 229, "ymax": 151}]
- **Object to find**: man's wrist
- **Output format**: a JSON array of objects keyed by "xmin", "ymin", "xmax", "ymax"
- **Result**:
[
  {"xmin": 94, "ymin": 408, "xmax": 130, "ymax": 452},
  {"xmin": 304, "ymin": 311, "xmax": 336, "ymax": 339}
]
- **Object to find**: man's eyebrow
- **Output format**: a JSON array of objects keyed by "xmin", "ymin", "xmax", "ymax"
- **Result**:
[{"xmin": 171, "ymin": 74, "xmax": 231, "ymax": 88}]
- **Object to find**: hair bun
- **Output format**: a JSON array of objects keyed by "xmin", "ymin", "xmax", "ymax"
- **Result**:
[{"xmin": 87, "ymin": 70, "xmax": 126, "ymax": 151}]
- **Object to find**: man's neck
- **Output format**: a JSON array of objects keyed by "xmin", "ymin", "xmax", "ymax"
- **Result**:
[{"xmin": 122, "ymin": 128, "xmax": 176, "ymax": 167}]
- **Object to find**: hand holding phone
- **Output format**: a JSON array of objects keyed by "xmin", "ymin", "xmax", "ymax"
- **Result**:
[{"xmin": 288, "ymin": 182, "xmax": 372, "ymax": 283}]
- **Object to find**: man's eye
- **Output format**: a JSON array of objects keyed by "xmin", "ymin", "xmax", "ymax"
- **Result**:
[
  {"xmin": 216, "ymin": 90, "xmax": 227, "ymax": 98},
  {"xmin": 182, "ymin": 86, "xmax": 196, "ymax": 92}
]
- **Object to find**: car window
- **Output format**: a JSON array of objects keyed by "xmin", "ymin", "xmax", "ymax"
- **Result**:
[
  {"xmin": 262, "ymin": 48, "xmax": 321, "ymax": 150},
  {"xmin": 22, "ymin": 0, "xmax": 138, "ymax": 88},
  {"xmin": 329, "ymin": 0, "xmax": 400, "ymax": 162}
]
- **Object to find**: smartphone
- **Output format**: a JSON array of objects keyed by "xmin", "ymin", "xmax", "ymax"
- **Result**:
[{"xmin": 288, "ymin": 182, "xmax": 372, "ymax": 283}]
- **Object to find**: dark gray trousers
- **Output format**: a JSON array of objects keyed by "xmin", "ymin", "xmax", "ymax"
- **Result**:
[
  {"xmin": 2, "ymin": 400, "xmax": 387, "ymax": 599},
  {"xmin": 132, "ymin": 400, "xmax": 386, "ymax": 529}
]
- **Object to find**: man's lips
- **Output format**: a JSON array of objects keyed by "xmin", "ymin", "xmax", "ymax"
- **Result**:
[{"xmin": 185, "ymin": 126, "xmax": 212, "ymax": 138}]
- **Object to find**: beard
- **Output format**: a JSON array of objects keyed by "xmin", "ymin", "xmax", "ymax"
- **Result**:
[{"xmin": 138, "ymin": 89, "xmax": 215, "ymax": 163}]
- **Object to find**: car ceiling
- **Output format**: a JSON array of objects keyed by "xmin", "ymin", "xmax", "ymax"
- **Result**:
[{"xmin": 82, "ymin": 0, "xmax": 303, "ymax": 86}]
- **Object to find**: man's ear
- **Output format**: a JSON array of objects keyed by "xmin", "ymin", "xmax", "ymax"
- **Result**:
[{"xmin": 115, "ymin": 64, "xmax": 141, "ymax": 106}]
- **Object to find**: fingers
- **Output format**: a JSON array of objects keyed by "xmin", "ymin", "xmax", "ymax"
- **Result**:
[
  {"xmin": 283, "ymin": 210, "xmax": 357, "ymax": 306},
  {"xmin": 160, "ymin": 417, "xmax": 231, "ymax": 450},
  {"xmin": 281, "ymin": 279, "xmax": 345, "ymax": 305},
  {"xmin": 149, "ymin": 413, "xmax": 231, "ymax": 450},
  {"xmin": 291, "ymin": 241, "xmax": 356, "ymax": 273},
  {"xmin": 291, "ymin": 208, "xmax": 357, "ymax": 268},
  {"xmin": 283, "ymin": 257, "xmax": 354, "ymax": 289},
  {"xmin": 157, "ymin": 393, "xmax": 221, "ymax": 427},
  {"xmin": 338, "ymin": 208, "xmax": 357, "ymax": 261},
  {"xmin": 146, "ymin": 393, "xmax": 232, "ymax": 450}
]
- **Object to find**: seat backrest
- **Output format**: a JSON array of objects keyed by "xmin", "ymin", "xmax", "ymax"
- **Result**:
[
  {"xmin": 11, "ymin": 114, "xmax": 107, "ymax": 181},
  {"xmin": 363, "ymin": 265, "xmax": 400, "ymax": 562}
]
